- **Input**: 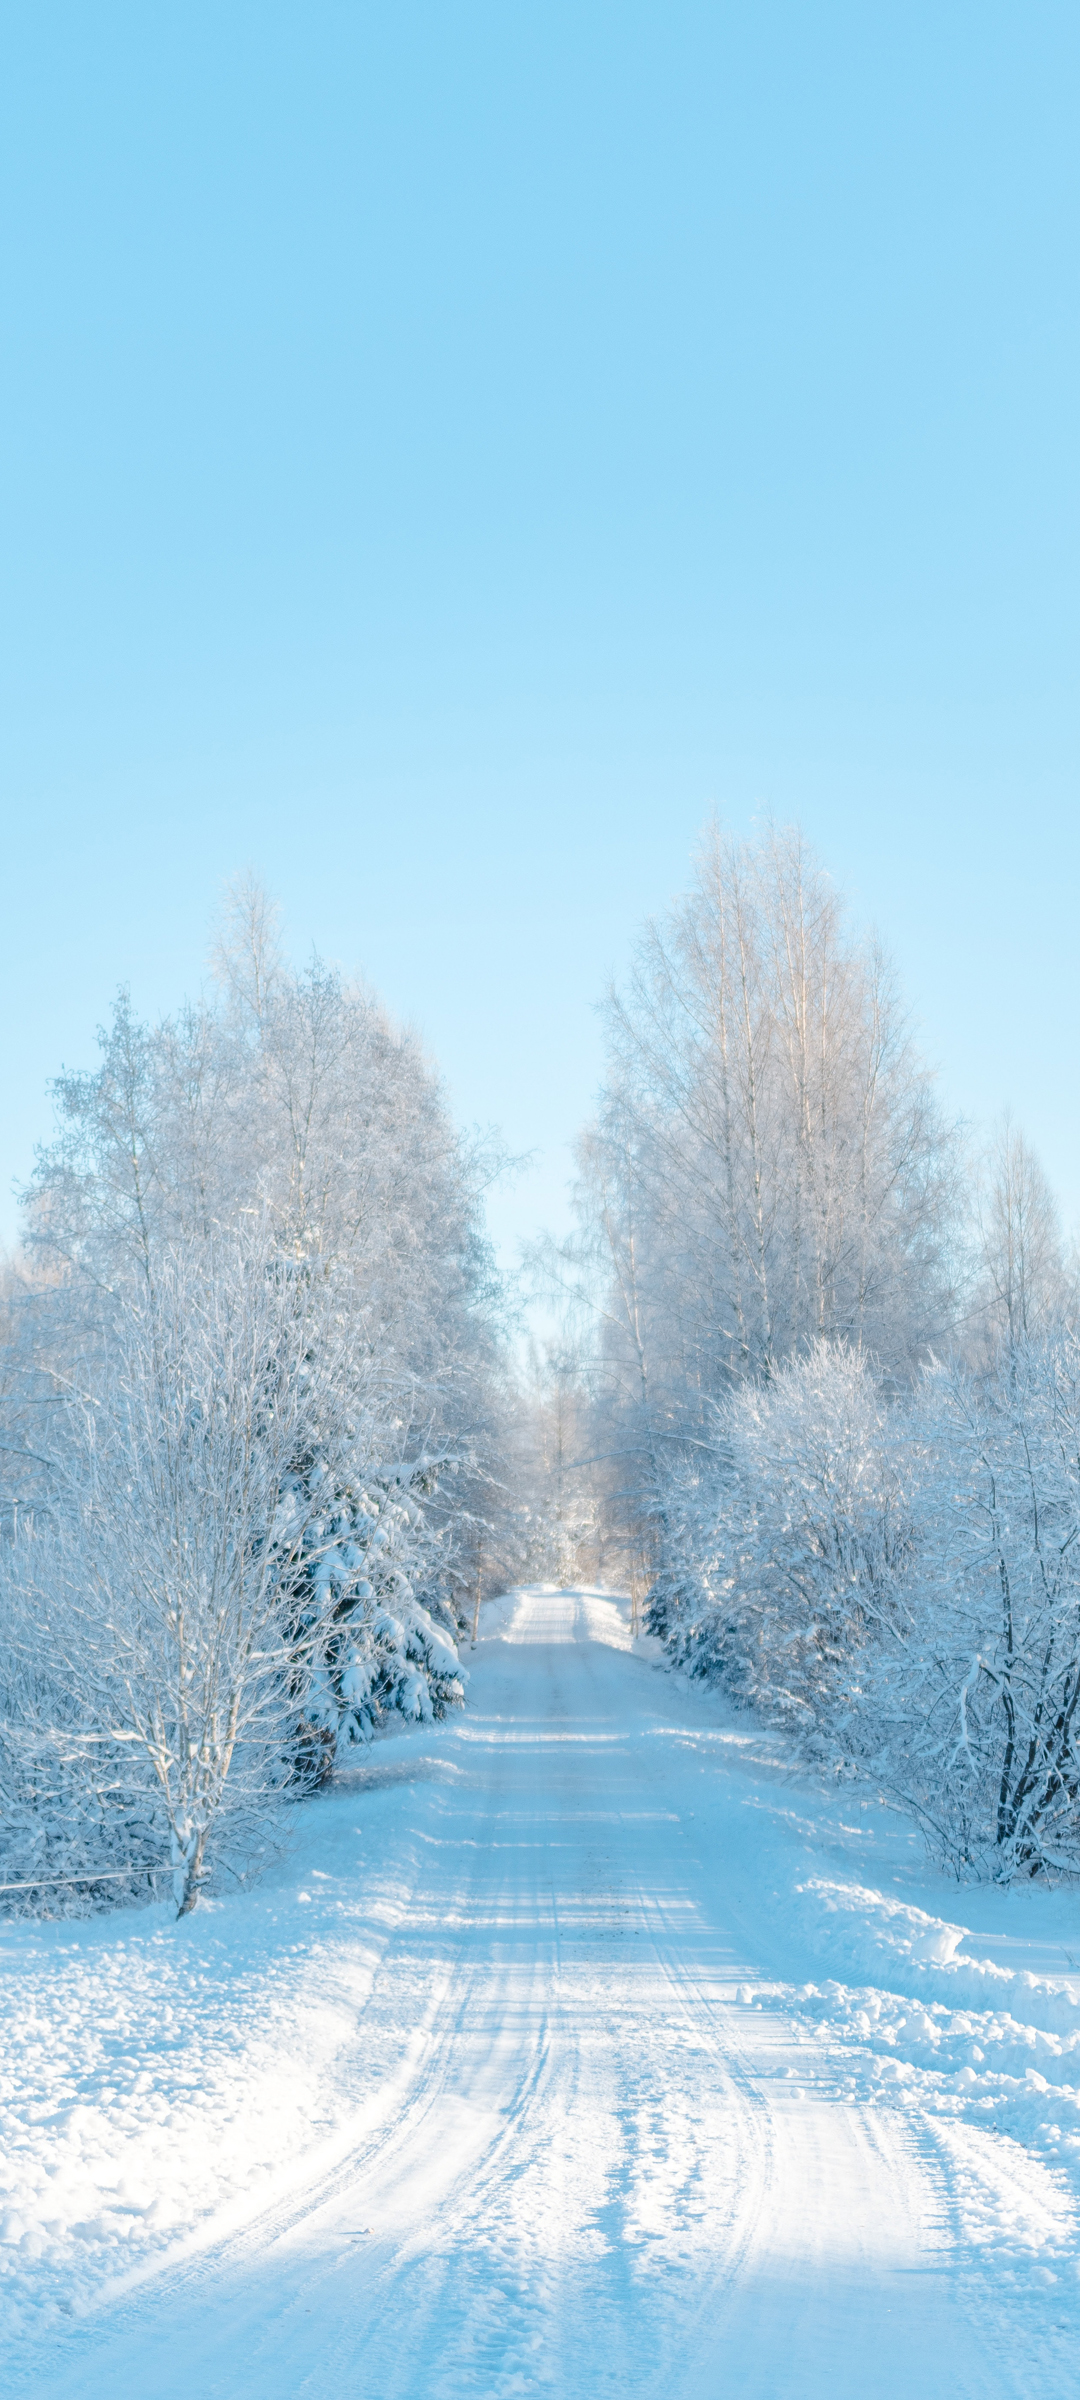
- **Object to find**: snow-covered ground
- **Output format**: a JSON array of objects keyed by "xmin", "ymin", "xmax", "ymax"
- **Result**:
[{"xmin": 4, "ymin": 1586, "xmax": 1080, "ymax": 2396}]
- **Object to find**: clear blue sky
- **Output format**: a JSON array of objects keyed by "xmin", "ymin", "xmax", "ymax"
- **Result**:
[{"xmin": 2, "ymin": 2, "xmax": 1078, "ymax": 1270}]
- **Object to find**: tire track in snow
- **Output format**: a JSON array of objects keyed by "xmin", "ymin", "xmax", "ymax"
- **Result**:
[{"xmin": 14, "ymin": 1587, "xmax": 1056, "ymax": 2397}]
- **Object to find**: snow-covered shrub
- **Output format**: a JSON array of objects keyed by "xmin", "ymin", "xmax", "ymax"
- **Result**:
[
  {"xmin": 0, "ymin": 1599, "xmax": 167, "ymax": 1919},
  {"xmin": 649, "ymin": 1344, "xmax": 917, "ymax": 1745},
  {"xmin": 649, "ymin": 1337, "xmax": 1080, "ymax": 1880},
  {"xmin": 879, "ymin": 1344, "xmax": 1080, "ymax": 1879}
]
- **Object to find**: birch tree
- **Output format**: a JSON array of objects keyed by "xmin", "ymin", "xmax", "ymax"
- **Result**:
[
  {"xmin": 570, "ymin": 823, "xmax": 960, "ymax": 1573},
  {"xmin": 21, "ymin": 897, "xmax": 505, "ymax": 1637},
  {"xmin": 4, "ymin": 1236, "xmax": 373, "ymax": 1912},
  {"xmin": 971, "ymin": 1114, "xmax": 1071, "ymax": 1355}
]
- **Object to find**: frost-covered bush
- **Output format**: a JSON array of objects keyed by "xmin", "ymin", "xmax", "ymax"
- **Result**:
[
  {"xmin": 649, "ymin": 1338, "xmax": 1080, "ymax": 1881},
  {"xmin": 0, "ymin": 1617, "xmax": 167, "ymax": 1919},
  {"xmin": 880, "ymin": 1345, "xmax": 1080, "ymax": 1879},
  {"xmin": 649, "ymin": 1344, "xmax": 917, "ymax": 1743}
]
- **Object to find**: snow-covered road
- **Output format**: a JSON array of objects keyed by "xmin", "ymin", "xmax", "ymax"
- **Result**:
[{"xmin": 6, "ymin": 1588, "xmax": 1079, "ymax": 2395}]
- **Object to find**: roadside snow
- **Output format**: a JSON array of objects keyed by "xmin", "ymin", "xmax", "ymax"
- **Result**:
[
  {"xmin": 2, "ymin": 1587, "xmax": 1079, "ymax": 2396},
  {"xmin": 0, "ymin": 1749, "xmax": 464, "ymax": 2347}
]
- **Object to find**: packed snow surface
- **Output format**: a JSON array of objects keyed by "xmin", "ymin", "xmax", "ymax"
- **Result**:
[{"xmin": 4, "ymin": 1587, "xmax": 1080, "ymax": 2396}]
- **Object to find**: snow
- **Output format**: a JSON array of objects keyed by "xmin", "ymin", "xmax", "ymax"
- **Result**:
[{"xmin": 3, "ymin": 1585, "xmax": 1079, "ymax": 2395}]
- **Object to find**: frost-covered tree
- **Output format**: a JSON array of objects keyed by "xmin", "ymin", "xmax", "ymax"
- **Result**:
[
  {"xmin": 19, "ymin": 888, "xmax": 505, "ymax": 1643},
  {"xmin": 565, "ymin": 823, "xmax": 961, "ymax": 1578},
  {"xmin": 286, "ymin": 1444, "xmax": 470, "ymax": 1773},
  {"xmin": 970, "ymin": 1114, "xmax": 1071, "ymax": 1356},
  {"xmin": 0, "ymin": 887, "xmax": 509, "ymax": 1913},
  {"xmin": 0, "ymin": 1227, "xmax": 481, "ymax": 1915},
  {"xmin": 2, "ymin": 1234, "xmax": 345, "ymax": 1911}
]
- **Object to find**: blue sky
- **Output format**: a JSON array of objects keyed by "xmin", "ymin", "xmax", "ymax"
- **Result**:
[{"xmin": 2, "ymin": 2, "xmax": 1078, "ymax": 1268}]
